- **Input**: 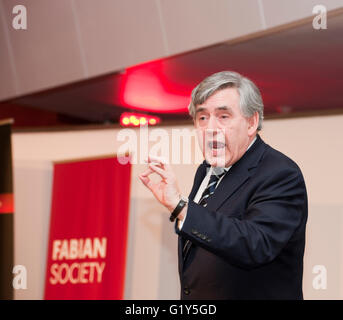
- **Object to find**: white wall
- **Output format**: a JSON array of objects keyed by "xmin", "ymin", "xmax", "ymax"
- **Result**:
[
  {"xmin": 261, "ymin": 115, "xmax": 343, "ymax": 299},
  {"xmin": 12, "ymin": 114, "xmax": 343, "ymax": 299}
]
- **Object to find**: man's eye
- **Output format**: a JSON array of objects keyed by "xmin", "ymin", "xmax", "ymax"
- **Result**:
[
  {"xmin": 220, "ymin": 115, "xmax": 229, "ymax": 119},
  {"xmin": 199, "ymin": 116, "xmax": 207, "ymax": 121}
]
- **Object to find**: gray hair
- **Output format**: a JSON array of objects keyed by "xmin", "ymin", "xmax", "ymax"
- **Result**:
[{"xmin": 188, "ymin": 71, "xmax": 264, "ymax": 131}]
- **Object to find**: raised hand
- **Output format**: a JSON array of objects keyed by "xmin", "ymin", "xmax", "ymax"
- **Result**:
[{"xmin": 139, "ymin": 155, "xmax": 181, "ymax": 212}]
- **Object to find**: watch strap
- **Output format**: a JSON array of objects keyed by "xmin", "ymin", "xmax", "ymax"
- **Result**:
[{"xmin": 169, "ymin": 197, "xmax": 188, "ymax": 222}]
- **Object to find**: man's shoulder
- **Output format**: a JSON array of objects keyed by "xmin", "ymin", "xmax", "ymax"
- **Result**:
[{"xmin": 261, "ymin": 142, "xmax": 304, "ymax": 178}]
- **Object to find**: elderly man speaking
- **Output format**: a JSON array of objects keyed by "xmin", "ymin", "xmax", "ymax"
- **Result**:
[{"xmin": 139, "ymin": 71, "xmax": 308, "ymax": 300}]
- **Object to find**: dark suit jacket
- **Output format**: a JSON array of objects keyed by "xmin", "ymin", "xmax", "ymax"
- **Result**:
[{"xmin": 175, "ymin": 134, "xmax": 308, "ymax": 300}]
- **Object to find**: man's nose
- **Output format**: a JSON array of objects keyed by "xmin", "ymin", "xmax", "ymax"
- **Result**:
[{"xmin": 207, "ymin": 115, "xmax": 219, "ymax": 131}]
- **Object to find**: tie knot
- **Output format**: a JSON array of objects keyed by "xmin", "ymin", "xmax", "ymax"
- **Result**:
[
  {"xmin": 209, "ymin": 170, "xmax": 226, "ymax": 184},
  {"xmin": 207, "ymin": 170, "xmax": 226, "ymax": 194}
]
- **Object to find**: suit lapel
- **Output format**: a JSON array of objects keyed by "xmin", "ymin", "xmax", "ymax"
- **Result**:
[
  {"xmin": 188, "ymin": 160, "xmax": 209, "ymax": 201},
  {"xmin": 207, "ymin": 169, "xmax": 250, "ymax": 211}
]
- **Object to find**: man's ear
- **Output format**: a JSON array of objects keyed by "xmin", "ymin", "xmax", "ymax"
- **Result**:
[{"xmin": 247, "ymin": 111, "xmax": 259, "ymax": 136}]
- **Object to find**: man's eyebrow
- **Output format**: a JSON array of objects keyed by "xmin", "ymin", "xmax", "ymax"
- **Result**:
[
  {"xmin": 195, "ymin": 106, "xmax": 233, "ymax": 113},
  {"xmin": 216, "ymin": 106, "xmax": 233, "ymax": 112},
  {"xmin": 195, "ymin": 107, "xmax": 206, "ymax": 114}
]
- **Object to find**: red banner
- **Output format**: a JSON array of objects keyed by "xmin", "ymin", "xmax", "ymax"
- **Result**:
[{"xmin": 44, "ymin": 156, "xmax": 131, "ymax": 299}]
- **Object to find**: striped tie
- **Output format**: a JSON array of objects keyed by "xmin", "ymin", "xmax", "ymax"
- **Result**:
[
  {"xmin": 183, "ymin": 169, "xmax": 226, "ymax": 259},
  {"xmin": 198, "ymin": 170, "xmax": 226, "ymax": 207}
]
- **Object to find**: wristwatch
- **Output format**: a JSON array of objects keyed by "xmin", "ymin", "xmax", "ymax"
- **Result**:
[{"xmin": 169, "ymin": 196, "xmax": 188, "ymax": 222}]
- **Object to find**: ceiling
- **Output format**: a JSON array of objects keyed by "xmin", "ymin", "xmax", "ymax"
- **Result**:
[{"xmin": 2, "ymin": 12, "xmax": 343, "ymax": 128}]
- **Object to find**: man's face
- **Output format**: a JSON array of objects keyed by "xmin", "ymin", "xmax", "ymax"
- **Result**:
[{"xmin": 194, "ymin": 87, "xmax": 256, "ymax": 168}]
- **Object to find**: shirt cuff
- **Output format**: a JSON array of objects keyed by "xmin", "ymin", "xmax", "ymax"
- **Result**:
[{"xmin": 177, "ymin": 211, "xmax": 187, "ymax": 230}]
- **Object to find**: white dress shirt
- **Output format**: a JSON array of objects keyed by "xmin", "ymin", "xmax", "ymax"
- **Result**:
[{"xmin": 178, "ymin": 136, "xmax": 257, "ymax": 229}]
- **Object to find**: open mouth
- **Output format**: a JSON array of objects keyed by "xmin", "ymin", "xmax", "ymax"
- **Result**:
[{"xmin": 208, "ymin": 141, "xmax": 226, "ymax": 149}]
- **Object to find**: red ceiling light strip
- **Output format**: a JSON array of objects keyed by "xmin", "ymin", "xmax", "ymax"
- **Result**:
[
  {"xmin": 120, "ymin": 112, "xmax": 161, "ymax": 127},
  {"xmin": 0, "ymin": 193, "xmax": 14, "ymax": 214},
  {"xmin": 118, "ymin": 65, "xmax": 190, "ymax": 113}
]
